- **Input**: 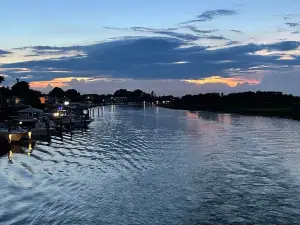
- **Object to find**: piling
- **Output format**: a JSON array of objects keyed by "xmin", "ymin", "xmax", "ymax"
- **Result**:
[{"xmin": 0, "ymin": 135, "xmax": 9, "ymax": 157}]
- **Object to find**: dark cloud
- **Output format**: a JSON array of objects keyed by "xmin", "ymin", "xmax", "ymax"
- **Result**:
[
  {"xmin": 264, "ymin": 41, "xmax": 300, "ymax": 51},
  {"xmin": 184, "ymin": 25, "xmax": 218, "ymax": 34},
  {"xmin": 226, "ymin": 41, "xmax": 240, "ymax": 45},
  {"xmin": 230, "ymin": 29, "xmax": 243, "ymax": 34},
  {"xmin": 181, "ymin": 9, "xmax": 239, "ymax": 24},
  {"xmin": 0, "ymin": 49, "xmax": 11, "ymax": 55},
  {"xmin": 104, "ymin": 26, "xmax": 200, "ymax": 41},
  {"xmin": 196, "ymin": 9, "xmax": 238, "ymax": 21},
  {"xmin": 285, "ymin": 22, "xmax": 300, "ymax": 28},
  {"xmin": 2, "ymin": 37, "xmax": 300, "ymax": 83},
  {"xmin": 204, "ymin": 35, "xmax": 228, "ymax": 40},
  {"xmin": 104, "ymin": 26, "xmax": 228, "ymax": 41}
]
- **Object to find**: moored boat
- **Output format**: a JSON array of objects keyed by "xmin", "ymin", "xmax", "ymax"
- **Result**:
[{"xmin": 0, "ymin": 124, "xmax": 28, "ymax": 142}]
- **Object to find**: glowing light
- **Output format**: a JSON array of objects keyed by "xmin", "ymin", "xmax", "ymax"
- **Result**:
[
  {"xmin": 28, "ymin": 142, "xmax": 32, "ymax": 151},
  {"xmin": 64, "ymin": 101, "xmax": 70, "ymax": 106},
  {"xmin": 28, "ymin": 132, "xmax": 32, "ymax": 140},
  {"xmin": 39, "ymin": 97, "xmax": 46, "ymax": 104},
  {"xmin": 19, "ymin": 121, "xmax": 23, "ymax": 125},
  {"xmin": 8, "ymin": 134, "xmax": 12, "ymax": 143},
  {"xmin": 53, "ymin": 112, "xmax": 59, "ymax": 117},
  {"xmin": 8, "ymin": 150, "xmax": 12, "ymax": 159}
]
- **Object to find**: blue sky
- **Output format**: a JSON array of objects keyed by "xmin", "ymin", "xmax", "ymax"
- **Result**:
[{"xmin": 1, "ymin": 0, "xmax": 300, "ymax": 95}]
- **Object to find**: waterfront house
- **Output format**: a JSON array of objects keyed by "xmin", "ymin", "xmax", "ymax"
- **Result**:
[{"xmin": 18, "ymin": 106, "xmax": 44, "ymax": 120}]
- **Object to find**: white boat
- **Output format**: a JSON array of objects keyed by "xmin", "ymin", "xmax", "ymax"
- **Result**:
[
  {"xmin": 0, "ymin": 124, "xmax": 28, "ymax": 142},
  {"xmin": 60, "ymin": 115, "xmax": 93, "ymax": 128},
  {"xmin": 19, "ymin": 118, "xmax": 55, "ymax": 137}
]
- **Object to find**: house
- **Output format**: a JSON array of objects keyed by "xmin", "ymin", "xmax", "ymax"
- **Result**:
[
  {"xmin": 18, "ymin": 106, "xmax": 44, "ymax": 119},
  {"xmin": 7, "ymin": 96, "xmax": 24, "ymax": 106}
]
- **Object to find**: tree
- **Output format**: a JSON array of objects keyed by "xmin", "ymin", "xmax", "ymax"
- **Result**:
[
  {"xmin": 114, "ymin": 89, "xmax": 129, "ymax": 97},
  {"xmin": 11, "ymin": 81, "xmax": 30, "ymax": 97},
  {"xmin": 65, "ymin": 89, "xmax": 80, "ymax": 101},
  {"xmin": 49, "ymin": 87, "xmax": 65, "ymax": 98},
  {"xmin": 0, "ymin": 76, "xmax": 4, "ymax": 84}
]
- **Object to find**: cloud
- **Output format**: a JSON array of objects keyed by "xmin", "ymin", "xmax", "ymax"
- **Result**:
[
  {"xmin": 184, "ymin": 26, "xmax": 218, "ymax": 34},
  {"xmin": 286, "ymin": 22, "xmax": 300, "ymax": 28},
  {"xmin": 104, "ymin": 26, "xmax": 228, "ymax": 41},
  {"xmin": 104, "ymin": 26, "xmax": 200, "ymax": 41},
  {"xmin": 181, "ymin": 9, "xmax": 239, "ymax": 24},
  {"xmin": 204, "ymin": 35, "xmax": 228, "ymax": 40},
  {"xmin": 264, "ymin": 41, "xmax": 300, "ymax": 51},
  {"xmin": 2, "ymin": 37, "xmax": 300, "ymax": 88},
  {"xmin": 230, "ymin": 29, "xmax": 243, "ymax": 34},
  {"xmin": 0, "ymin": 49, "xmax": 11, "ymax": 55}
]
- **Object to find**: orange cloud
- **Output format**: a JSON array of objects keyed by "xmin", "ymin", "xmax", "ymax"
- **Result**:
[
  {"xmin": 29, "ymin": 76, "xmax": 111, "ymax": 89},
  {"xmin": 182, "ymin": 76, "xmax": 260, "ymax": 87},
  {"xmin": 30, "ymin": 77, "xmax": 91, "ymax": 88}
]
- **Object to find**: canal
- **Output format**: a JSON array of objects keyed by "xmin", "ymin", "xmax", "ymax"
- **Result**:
[{"xmin": 1, "ymin": 105, "xmax": 300, "ymax": 224}]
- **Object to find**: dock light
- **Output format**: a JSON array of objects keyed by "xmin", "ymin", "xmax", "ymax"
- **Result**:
[
  {"xmin": 28, "ymin": 131, "xmax": 32, "ymax": 140},
  {"xmin": 53, "ymin": 112, "xmax": 59, "ymax": 117},
  {"xmin": 64, "ymin": 101, "xmax": 70, "ymax": 106}
]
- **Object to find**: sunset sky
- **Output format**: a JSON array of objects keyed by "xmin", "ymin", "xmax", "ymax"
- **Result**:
[{"xmin": 1, "ymin": 0, "xmax": 300, "ymax": 95}]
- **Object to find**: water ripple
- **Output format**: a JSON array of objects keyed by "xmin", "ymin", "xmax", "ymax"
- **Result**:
[{"xmin": 1, "ymin": 106, "xmax": 300, "ymax": 224}]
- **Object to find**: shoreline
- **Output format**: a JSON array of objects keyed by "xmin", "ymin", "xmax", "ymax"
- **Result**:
[{"xmin": 161, "ymin": 105, "xmax": 300, "ymax": 121}]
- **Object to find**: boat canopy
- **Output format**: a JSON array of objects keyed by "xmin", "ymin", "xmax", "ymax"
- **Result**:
[{"xmin": 19, "ymin": 107, "xmax": 43, "ymax": 114}]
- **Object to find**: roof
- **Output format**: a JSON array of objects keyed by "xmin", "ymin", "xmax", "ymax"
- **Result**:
[{"xmin": 18, "ymin": 107, "xmax": 43, "ymax": 114}]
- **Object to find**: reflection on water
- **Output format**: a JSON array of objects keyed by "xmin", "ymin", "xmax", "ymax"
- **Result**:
[{"xmin": 1, "ymin": 106, "xmax": 300, "ymax": 224}]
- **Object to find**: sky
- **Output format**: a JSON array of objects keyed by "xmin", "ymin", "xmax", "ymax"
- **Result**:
[{"xmin": 1, "ymin": 0, "xmax": 300, "ymax": 96}]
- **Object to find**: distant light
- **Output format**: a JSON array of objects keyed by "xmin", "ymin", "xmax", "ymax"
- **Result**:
[
  {"xmin": 83, "ymin": 110, "xmax": 88, "ymax": 115},
  {"xmin": 64, "ymin": 101, "xmax": 70, "ymax": 106},
  {"xmin": 19, "ymin": 121, "xmax": 23, "ymax": 125},
  {"xmin": 156, "ymin": 101, "xmax": 159, "ymax": 104}
]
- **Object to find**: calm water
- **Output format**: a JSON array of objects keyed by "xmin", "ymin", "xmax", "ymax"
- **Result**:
[{"xmin": 1, "ymin": 106, "xmax": 300, "ymax": 225}]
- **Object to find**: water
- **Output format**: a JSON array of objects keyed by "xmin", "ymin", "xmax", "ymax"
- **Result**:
[{"xmin": 1, "ymin": 106, "xmax": 300, "ymax": 224}]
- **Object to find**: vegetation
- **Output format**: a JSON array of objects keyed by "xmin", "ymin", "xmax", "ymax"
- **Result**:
[
  {"xmin": 165, "ymin": 91, "xmax": 300, "ymax": 120},
  {"xmin": 0, "ymin": 81, "xmax": 44, "ymax": 109}
]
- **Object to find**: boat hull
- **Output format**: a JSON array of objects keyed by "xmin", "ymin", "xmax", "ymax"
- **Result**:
[{"xmin": 4, "ymin": 132, "xmax": 27, "ymax": 142}]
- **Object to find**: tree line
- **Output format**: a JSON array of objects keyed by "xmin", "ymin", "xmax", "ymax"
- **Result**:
[
  {"xmin": 167, "ymin": 91, "xmax": 300, "ymax": 119},
  {"xmin": 2, "ymin": 76, "xmax": 300, "ymax": 119}
]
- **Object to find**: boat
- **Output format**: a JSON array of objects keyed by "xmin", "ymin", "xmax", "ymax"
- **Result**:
[
  {"xmin": 0, "ymin": 124, "xmax": 28, "ymax": 142},
  {"xmin": 19, "ymin": 118, "xmax": 55, "ymax": 137},
  {"xmin": 58, "ymin": 115, "xmax": 93, "ymax": 129}
]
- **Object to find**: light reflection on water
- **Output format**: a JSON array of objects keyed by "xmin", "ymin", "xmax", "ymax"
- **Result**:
[{"xmin": 1, "ymin": 106, "xmax": 300, "ymax": 224}]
